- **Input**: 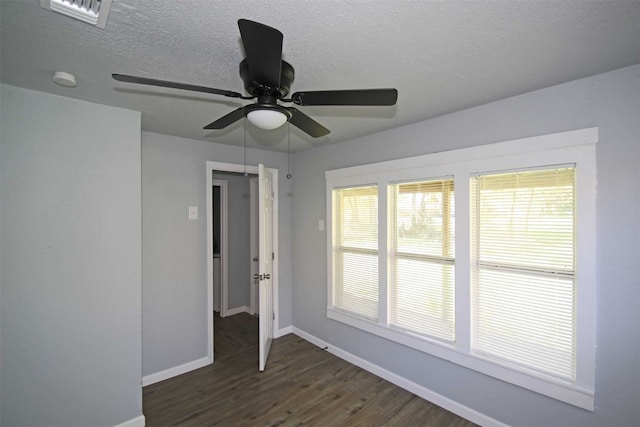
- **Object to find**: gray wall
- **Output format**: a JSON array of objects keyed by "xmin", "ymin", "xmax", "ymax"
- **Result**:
[
  {"xmin": 0, "ymin": 85, "xmax": 3, "ymax": 426},
  {"xmin": 291, "ymin": 65, "xmax": 640, "ymax": 426},
  {"xmin": 141, "ymin": 132, "xmax": 291, "ymax": 376},
  {"xmin": 0, "ymin": 85, "xmax": 143, "ymax": 427},
  {"xmin": 212, "ymin": 171, "xmax": 253, "ymax": 310}
]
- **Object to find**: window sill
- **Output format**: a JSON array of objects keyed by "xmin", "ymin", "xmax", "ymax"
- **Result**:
[{"xmin": 327, "ymin": 307, "xmax": 594, "ymax": 410}]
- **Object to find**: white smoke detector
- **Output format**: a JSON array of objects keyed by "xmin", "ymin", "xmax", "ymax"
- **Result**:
[
  {"xmin": 53, "ymin": 71, "xmax": 77, "ymax": 87},
  {"xmin": 40, "ymin": 0, "xmax": 113, "ymax": 29}
]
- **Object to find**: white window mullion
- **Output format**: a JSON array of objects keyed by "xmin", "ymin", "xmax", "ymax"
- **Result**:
[
  {"xmin": 454, "ymin": 171, "xmax": 470, "ymax": 352},
  {"xmin": 378, "ymin": 183, "xmax": 388, "ymax": 326}
]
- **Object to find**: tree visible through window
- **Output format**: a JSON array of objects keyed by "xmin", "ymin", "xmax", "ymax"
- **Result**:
[
  {"xmin": 389, "ymin": 179, "xmax": 455, "ymax": 341},
  {"xmin": 332, "ymin": 186, "xmax": 379, "ymax": 320},
  {"xmin": 471, "ymin": 167, "xmax": 576, "ymax": 380}
]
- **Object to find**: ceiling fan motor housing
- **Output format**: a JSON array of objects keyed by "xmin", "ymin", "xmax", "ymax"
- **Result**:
[{"xmin": 240, "ymin": 59, "xmax": 295, "ymax": 99}]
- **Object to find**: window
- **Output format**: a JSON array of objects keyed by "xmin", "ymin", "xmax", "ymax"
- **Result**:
[
  {"xmin": 388, "ymin": 179, "xmax": 455, "ymax": 341},
  {"xmin": 332, "ymin": 186, "xmax": 379, "ymax": 320},
  {"xmin": 471, "ymin": 167, "xmax": 576, "ymax": 381},
  {"xmin": 326, "ymin": 128, "xmax": 597, "ymax": 409}
]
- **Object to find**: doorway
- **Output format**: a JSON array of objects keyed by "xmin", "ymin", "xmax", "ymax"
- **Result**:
[
  {"xmin": 206, "ymin": 161, "xmax": 279, "ymax": 365},
  {"xmin": 212, "ymin": 173, "xmax": 256, "ymax": 319}
]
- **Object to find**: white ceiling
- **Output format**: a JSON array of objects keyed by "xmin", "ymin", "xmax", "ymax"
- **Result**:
[{"xmin": 1, "ymin": 0, "xmax": 639, "ymax": 152}]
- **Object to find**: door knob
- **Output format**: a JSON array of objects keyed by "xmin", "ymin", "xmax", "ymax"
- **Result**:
[
  {"xmin": 254, "ymin": 274, "xmax": 261, "ymax": 280},
  {"xmin": 263, "ymin": 273, "xmax": 270, "ymax": 280}
]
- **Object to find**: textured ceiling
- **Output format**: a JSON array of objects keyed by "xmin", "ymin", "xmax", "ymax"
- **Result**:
[{"xmin": 1, "ymin": 0, "xmax": 639, "ymax": 152}]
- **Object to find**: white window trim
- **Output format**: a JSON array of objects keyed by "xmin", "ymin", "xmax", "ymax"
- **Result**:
[{"xmin": 326, "ymin": 127, "xmax": 597, "ymax": 410}]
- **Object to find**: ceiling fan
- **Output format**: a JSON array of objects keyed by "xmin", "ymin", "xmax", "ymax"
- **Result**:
[{"xmin": 112, "ymin": 19, "xmax": 398, "ymax": 138}]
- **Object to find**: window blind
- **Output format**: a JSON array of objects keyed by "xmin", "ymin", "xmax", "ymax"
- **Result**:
[
  {"xmin": 332, "ymin": 186, "xmax": 379, "ymax": 320},
  {"xmin": 471, "ymin": 167, "xmax": 576, "ymax": 380},
  {"xmin": 388, "ymin": 179, "xmax": 455, "ymax": 340}
]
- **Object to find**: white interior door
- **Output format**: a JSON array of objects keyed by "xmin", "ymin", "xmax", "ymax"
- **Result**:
[
  {"xmin": 258, "ymin": 164, "xmax": 274, "ymax": 371},
  {"xmin": 249, "ymin": 177, "xmax": 259, "ymax": 315}
]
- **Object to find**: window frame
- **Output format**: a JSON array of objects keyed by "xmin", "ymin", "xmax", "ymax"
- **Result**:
[
  {"xmin": 326, "ymin": 128, "xmax": 597, "ymax": 410},
  {"xmin": 387, "ymin": 178, "xmax": 456, "ymax": 341},
  {"xmin": 332, "ymin": 185, "xmax": 380, "ymax": 320},
  {"xmin": 470, "ymin": 166, "xmax": 578, "ymax": 381}
]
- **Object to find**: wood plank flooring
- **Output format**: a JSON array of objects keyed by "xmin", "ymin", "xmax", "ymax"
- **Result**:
[{"xmin": 143, "ymin": 313, "xmax": 478, "ymax": 426}]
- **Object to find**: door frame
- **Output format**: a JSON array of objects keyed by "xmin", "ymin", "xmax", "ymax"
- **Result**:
[
  {"xmin": 206, "ymin": 161, "xmax": 279, "ymax": 364},
  {"xmin": 212, "ymin": 179, "xmax": 228, "ymax": 317}
]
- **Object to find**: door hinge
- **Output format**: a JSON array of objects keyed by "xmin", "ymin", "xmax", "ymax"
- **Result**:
[
  {"xmin": 273, "ymin": 312, "xmax": 275, "ymax": 320},
  {"xmin": 272, "ymin": 252, "xmax": 275, "ymax": 260}
]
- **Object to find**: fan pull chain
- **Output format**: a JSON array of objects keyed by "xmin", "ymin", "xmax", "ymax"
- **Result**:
[
  {"xmin": 243, "ymin": 118, "xmax": 248, "ymax": 177},
  {"xmin": 287, "ymin": 123, "xmax": 292, "ymax": 179}
]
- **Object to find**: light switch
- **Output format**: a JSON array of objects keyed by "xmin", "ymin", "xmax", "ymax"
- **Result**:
[
  {"xmin": 188, "ymin": 206, "xmax": 198, "ymax": 220},
  {"xmin": 319, "ymin": 219, "xmax": 325, "ymax": 231}
]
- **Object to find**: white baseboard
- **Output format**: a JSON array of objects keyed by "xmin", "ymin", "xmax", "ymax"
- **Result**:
[
  {"xmin": 142, "ymin": 356, "xmax": 211, "ymax": 387},
  {"xmin": 291, "ymin": 327, "xmax": 509, "ymax": 427},
  {"xmin": 226, "ymin": 305, "xmax": 251, "ymax": 316},
  {"xmin": 113, "ymin": 415, "xmax": 145, "ymax": 427},
  {"xmin": 275, "ymin": 325, "xmax": 292, "ymax": 338}
]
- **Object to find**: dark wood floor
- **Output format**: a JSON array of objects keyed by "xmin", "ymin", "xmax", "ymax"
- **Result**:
[{"xmin": 143, "ymin": 312, "xmax": 478, "ymax": 426}]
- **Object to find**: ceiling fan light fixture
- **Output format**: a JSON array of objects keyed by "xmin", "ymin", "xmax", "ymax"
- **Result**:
[{"xmin": 247, "ymin": 109, "xmax": 288, "ymax": 130}]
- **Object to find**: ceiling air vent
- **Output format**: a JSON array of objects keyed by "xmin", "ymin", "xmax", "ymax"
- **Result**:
[{"xmin": 40, "ymin": 0, "xmax": 112, "ymax": 29}]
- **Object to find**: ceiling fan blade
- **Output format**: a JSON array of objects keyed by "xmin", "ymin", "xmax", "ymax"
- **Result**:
[
  {"xmin": 238, "ymin": 19, "xmax": 283, "ymax": 88},
  {"xmin": 291, "ymin": 88, "xmax": 398, "ymax": 106},
  {"xmin": 203, "ymin": 106, "xmax": 247, "ymax": 130},
  {"xmin": 287, "ymin": 107, "xmax": 330, "ymax": 138},
  {"xmin": 112, "ymin": 74, "xmax": 249, "ymax": 99}
]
